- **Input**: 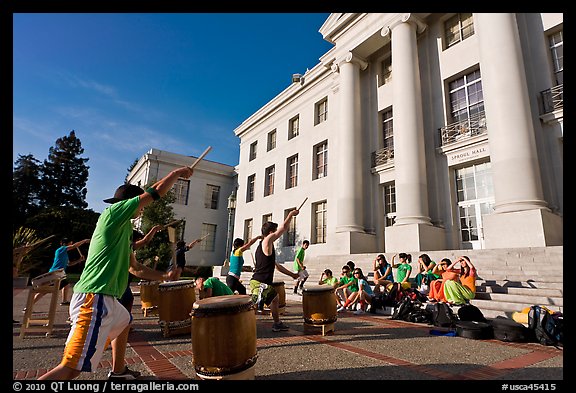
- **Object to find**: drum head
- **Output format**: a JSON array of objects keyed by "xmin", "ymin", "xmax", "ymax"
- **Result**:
[
  {"xmin": 159, "ymin": 279, "xmax": 194, "ymax": 288},
  {"xmin": 193, "ymin": 295, "xmax": 252, "ymax": 310},
  {"xmin": 303, "ymin": 284, "xmax": 333, "ymax": 293},
  {"xmin": 139, "ymin": 280, "xmax": 160, "ymax": 285}
]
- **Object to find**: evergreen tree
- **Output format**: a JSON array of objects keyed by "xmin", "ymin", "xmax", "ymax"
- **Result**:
[
  {"xmin": 39, "ymin": 130, "xmax": 89, "ymax": 209},
  {"xmin": 13, "ymin": 154, "xmax": 43, "ymax": 228}
]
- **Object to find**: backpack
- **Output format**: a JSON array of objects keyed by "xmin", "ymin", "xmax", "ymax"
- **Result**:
[
  {"xmin": 407, "ymin": 307, "xmax": 433, "ymax": 324},
  {"xmin": 455, "ymin": 320, "xmax": 493, "ymax": 340},
  {"xmin": 391, "ymin": 296, "xmax": 414, "ymax": 321},
  {"xmin": 528, "ymin": 305, "xmax": 563, "ymax": 347},
  {"xmin": 431, "ymin": 302, "xmax": 458, "ymax": 327},
  {"xmin": 457, "ymin": 304, "xmax": 487, "ymax": 323}
]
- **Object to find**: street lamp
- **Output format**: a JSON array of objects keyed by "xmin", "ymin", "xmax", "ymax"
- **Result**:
[{"xmin": 222, "ymin": 190, "xmax": 237, "ymax": 275}]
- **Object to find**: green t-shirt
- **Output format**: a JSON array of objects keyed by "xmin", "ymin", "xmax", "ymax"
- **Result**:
[
  {"xmin": 74, "ymin": 197, "xmax": 140, "ymax": 299},
  {"xmin": 203, "ymin": 277, "xmax": 233, "ymax": 296},
  {"xmin": 395, "ymin": 263, "xmax": 412, "ymax": 283},
  {"xmin": 339, "ymin": 275, "xmax": 358, "ymax": 292},
  {"xmin": 293, "ymin": 246, "xmax": 306, "ymax": 271},
  {"xmin": 322, "ymin": 277, "xmax": 338, "ymax": 286}
]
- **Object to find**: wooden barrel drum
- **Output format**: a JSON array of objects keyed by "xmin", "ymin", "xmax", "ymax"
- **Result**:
[
  {"xmin": 191, "ymin": 295, "xmax": 257, "ymax": 380},
  {"xmin": 302, "ymin": 284, "xmax": 337, "ymax": 326},
  {"xmin": 158, "ymin": 280, "xmax": 196, "ymax": 337},
  {"xmin": 138, "ymin": 280, "xmax": 160, "ymax": 316}
]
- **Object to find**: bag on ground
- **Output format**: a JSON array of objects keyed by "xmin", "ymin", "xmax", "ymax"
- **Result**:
[
  {"xmin": 490, "ymin": 316, "xmax": 533, "ymax": 342},
  {"xmin": 457, "ymin": 304, "xmax": 487, "ymax": 323},
  {"xmin": 528, "ymin": 305, "xmax": 563, "ymax": 347},
  {"xmin": 391, "ymin": 296, "xmax": 414, "ymax": 321},
  {"xmin": 431, "ymin": 302, "xmax": 458, "ymax": 327}
]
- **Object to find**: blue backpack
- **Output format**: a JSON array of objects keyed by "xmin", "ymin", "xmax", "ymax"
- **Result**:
[{"xmin": 528, "ymin": 305, "xmax": 563, "ymax": 347}]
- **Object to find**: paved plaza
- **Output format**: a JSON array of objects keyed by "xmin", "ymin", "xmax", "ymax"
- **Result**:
[{"xmin": 12, "ymin": 284, "xmax": 563, "ymax": 383}]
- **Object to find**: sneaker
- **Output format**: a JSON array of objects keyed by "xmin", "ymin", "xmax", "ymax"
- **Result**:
[
  {"xmin": 354, "ymin": 309, "xmax": 365, "ymax": 315},
  {"xmin": 272, "ymin": 321, "xmax": 290, "ymax": 332},
  {"xmin": 337, "ymin": 306, "xmax": 346, "ymax": 313},
  {"xmin": 107, "ymin": 366, "xmax": 141, "ymax": 380},
  {"xmin": 366, "ymin": 305, "xmax": 372, "ymax": 313}
]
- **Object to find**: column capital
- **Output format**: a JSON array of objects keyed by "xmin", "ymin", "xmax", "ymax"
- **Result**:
[
  {"xmin": 335, "ymin": 51, "xmax": 368, "ymax": 71},
  {"xmin": 381, "ymin": 13, "xmax": 427, "ymax": 38}
]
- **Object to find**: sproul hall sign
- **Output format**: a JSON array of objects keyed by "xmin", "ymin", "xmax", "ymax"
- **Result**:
[{"xmin": 448, "ymin": 143, "xmax": 489, "ymax": 166}]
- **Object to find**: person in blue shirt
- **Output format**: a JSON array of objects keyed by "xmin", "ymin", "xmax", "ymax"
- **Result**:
[
  {"xmin": 31, "ymin": 237, "xmax": 90, "ymax": 306},
  {"xmin": 372, "ymin": 254, "xmax": 394, "ymax": 294},
  {"xmin": 226, "ymin": 236, "xmax": 262, "ymax": 294}
]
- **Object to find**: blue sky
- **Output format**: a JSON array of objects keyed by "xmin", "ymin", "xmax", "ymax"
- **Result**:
[{"xmin": 13, "ymin": 13, "xmax": 333, "ymax": 213}]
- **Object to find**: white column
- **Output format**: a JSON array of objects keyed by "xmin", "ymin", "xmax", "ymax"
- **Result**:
[
  {"xmin": 335, "ymin": 52, "xmax": 368, "ymax": 233},
  {"xmin": 476, "ymin": 13, "xmax": 548, "ymax": 213},
  {"xmin": 385, "ymin": 14, "xmax": 432, "ymax": 226}
]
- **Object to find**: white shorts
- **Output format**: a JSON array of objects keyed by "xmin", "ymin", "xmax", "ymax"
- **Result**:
[
  {"xmin": 296, "ymin": 269, "xmax": 309, "ymax": 282},
  {"xmin": 61, "ymin": 292, "xmax": 131, "ymax": 372}
]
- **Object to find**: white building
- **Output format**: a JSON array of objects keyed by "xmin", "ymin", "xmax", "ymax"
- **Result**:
[
  {"xmin": 128, "ymin": 148, "xmax": 237, "ymax": 266},
  {"xmin": 233, "ymin": 13, "xmax": 563, "ymax": 260}
]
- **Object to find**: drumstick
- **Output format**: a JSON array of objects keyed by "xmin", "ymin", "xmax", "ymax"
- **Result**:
[
  {"xmin": 162, "ymin": 219, "xmax": 183, "ymax": 229},
  {"xmin": 199, "ymin": 233, "xmax": 210, "ymax": 241},
  {"xmin": 189, "ymin": 146, "xmax": 212, "ymax": 171},
  {"xmin": 297, "ymin": 197, "xmax": 308, "ymax": 211}
]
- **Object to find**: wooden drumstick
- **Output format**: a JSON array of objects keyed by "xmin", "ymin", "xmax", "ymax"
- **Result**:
[
  {"xmin": 189, "ymin": 146, "xmax": 212, "ymax": 171},
  {"xmin": 162, "ymin": 219, "xmax": 183, "ymax": 229},
  {"xmin": 199, "ymin": 233, "xmax": 210, "ymax": 241},
  {"xmin": 297, "ymin": 197, "xmax": 308, "ymax": 211}
]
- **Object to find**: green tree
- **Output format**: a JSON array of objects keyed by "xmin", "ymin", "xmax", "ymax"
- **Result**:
[
  {"xmin": 135, "ymin": 185, "xmax": 178, "ymax": 272},
  {"xmin": 39, "ymin": 130, "xmax": 89, "ymax": 209},
  {"xmin": 13, "ymin": 154, "xmax": 43, "ymax": 228}
]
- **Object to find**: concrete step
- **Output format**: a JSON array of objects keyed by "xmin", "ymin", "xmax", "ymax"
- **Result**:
[
  {"xmin": 476, "ymin": 279, "xmax": 563, "ymax": 290},
  {"xmin": 470, "ymin": 298, "xmax": 562, "ymax": 314},
  {"xmin": 476, "ymin": 285, "xmax": 562, "ymax": 297},
  {"xmin": 473, "ymin": 291, "xmax": 563, "ymax": 307},
  {"xmin": 476, "ymin": 273, "xmax": 562, "ymax": 283}
]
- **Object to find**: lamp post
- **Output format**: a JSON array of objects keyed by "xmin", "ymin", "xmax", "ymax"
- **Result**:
[{"xmin": 222, "ymin": 190, "xmax": 237, "ymax": 275}]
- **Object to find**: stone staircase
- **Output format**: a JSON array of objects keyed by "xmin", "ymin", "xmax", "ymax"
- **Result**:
[{"xmin": 214, "ymin": 246, "xmax": 563, "ymax": 320}]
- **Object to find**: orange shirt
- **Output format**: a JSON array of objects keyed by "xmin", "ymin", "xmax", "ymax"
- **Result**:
[{"xmin": 460, "ymin": 267, "xmax": 477, "ymax": 293}]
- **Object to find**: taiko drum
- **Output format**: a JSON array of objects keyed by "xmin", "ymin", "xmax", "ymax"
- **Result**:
[
  {"xmin": 191, "ymin": 295, "xmax": 257, "ymax": 380},
  {"xmin": 302, "ymin": 284, "xmax": 337, "ymax": 325},
  {"xmin": 158, "ymin": 279, "xmax": 196, "ymax": 337}
]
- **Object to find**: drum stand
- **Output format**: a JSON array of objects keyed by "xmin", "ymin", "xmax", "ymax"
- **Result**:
[
  {"xmin": 20, "ymin": 277, "xmax": 64, "ymax": 338},
  {"xmin": 303, "ymin": 322, "xmax": 335, "ymax": 336}
]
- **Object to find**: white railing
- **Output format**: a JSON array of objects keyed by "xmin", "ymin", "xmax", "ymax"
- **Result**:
[
  {"xmin": 371, "ymin": 146, "xmax": 394, "ymax": 167},
  {"xmin": 440, "ymin": 112, "xmax": 487, "ymax": 146},
  {"xmin": 541, "ymin": 84, "xmax": 563, "ymax": 114}
]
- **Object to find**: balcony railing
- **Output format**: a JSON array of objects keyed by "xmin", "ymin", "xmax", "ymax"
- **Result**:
[
  {"xmin": 440, "ymin": 111, "xmax": 487, "ymax": 146},
  {"xmin": 371, "ymin": 146, "xmax": 394, "ymax": 167},
  {"xmin": 540, "ymin": 84, "xmax": 563, "ymax": 114}
]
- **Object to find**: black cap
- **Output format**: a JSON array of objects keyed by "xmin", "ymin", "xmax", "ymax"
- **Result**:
[{"xmin": 103, "ymin": 184, "xmax": 145, "ymax": 204}]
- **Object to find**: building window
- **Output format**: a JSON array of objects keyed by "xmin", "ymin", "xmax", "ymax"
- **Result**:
[
  {"xmin": 382, "ymin": 108, "xmax": 394, "ymax": 152},
  {"xmin": 384, "ymin": 183, "xmax": 396, "ymax": 227},
  {"xmin": 246, "ymin": 174, "xmax": 255, "ymax": 203},
  {"xmin": 249, "ymin": 141, "xmax": 257, "ymax": 161},
  {"xmin": 455, "ymin": 162, "xmax": 494, "ymax": 246},
  {"xmin": 315, "ymin": 97, "xmax": 328, "ymax": 125},
  {"xmin": 204, "ymin": 184, "xmax": 220, "ymax": 209},
  {"xmin": 244, "ymin": 218, "xmax": 253, "ymax": 241},
  {"xmin": 444, "ymin": 13, "xmax": 474, "ymax": 49},
  {"xmin": 549, "ymin": 30, "xmax": 563, "ymax": 86},
  {"xmin": 379, "ymin": 50, "xmax": 392, "ymax": 87},
  {"xmin": 286, "ymin": 154, "xmax": 298, "ymax": 189},
  {"xmin": 448, "ymin": 69, "xmax": 484, "ymax": 123},
  {"xmin": 312, "ymin": 201, "xmax": 327, "ymax": 244},
  {"xmin": 267, "ymin": 129, "xmax": 277, "ymax": 151},
  {"xmin": 283, "ymin": 208, "xmax": 297, "ymax": 247},
  {"xmin": 262, "ymin": 213, "xmax": 272, "ymax": 226},
  {"xmin": 289, "ymin": 115, "xmax": 300, "ymax": 140},
  {"xmin": 200, "ymin": 223, "xmax": 216, "ymax": 251},
  {"xmin": 264, "ymin": 165, "xmax": 275, "ymax": 197},
  {"xmin": 172, "ymin": 179, "xmax": 190, "ymax": 205},
  {"xmin": 313, "ymin": 141, "xmax": 328, "ymax": 180}
]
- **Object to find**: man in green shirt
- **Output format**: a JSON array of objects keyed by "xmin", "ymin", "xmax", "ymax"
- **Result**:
[
  {"xmin": 196, "ymin": 276, "xmax": 234, "ymax": 299},
  {"xmin": 40, "ymin": 166, "xmax": 194, "ymax": 381},
  {"xmin": 292, "ymin": 240, "xmax": 309, "ymax": 295}
]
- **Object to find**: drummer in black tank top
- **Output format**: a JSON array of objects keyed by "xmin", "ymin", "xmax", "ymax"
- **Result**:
[{"xmin": 249, "ymin": 209, "xmax": 301, "ymax": 332}]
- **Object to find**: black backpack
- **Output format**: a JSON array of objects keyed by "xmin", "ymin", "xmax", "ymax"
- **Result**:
[
  {"xmin": 490, "ymin": 316, "xmax": 533, "ymax": 342},
  {"xmin": 457, "ymin": 304, "xmax": 487, "ymax": 323},
  {"xmin": 391, "ymin": 296, "xmax": 414, "ymax": 321},
  {"xmin": 407, "ymin": 307, "xmax": 433, "ymax": 324},
  {"xmin": 431, "ymin": 302, "xmax": 458, "ymax": 327},
  {"xmin": 528, "ymin": 305, "xmax": 563, "ymax": 347}
]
